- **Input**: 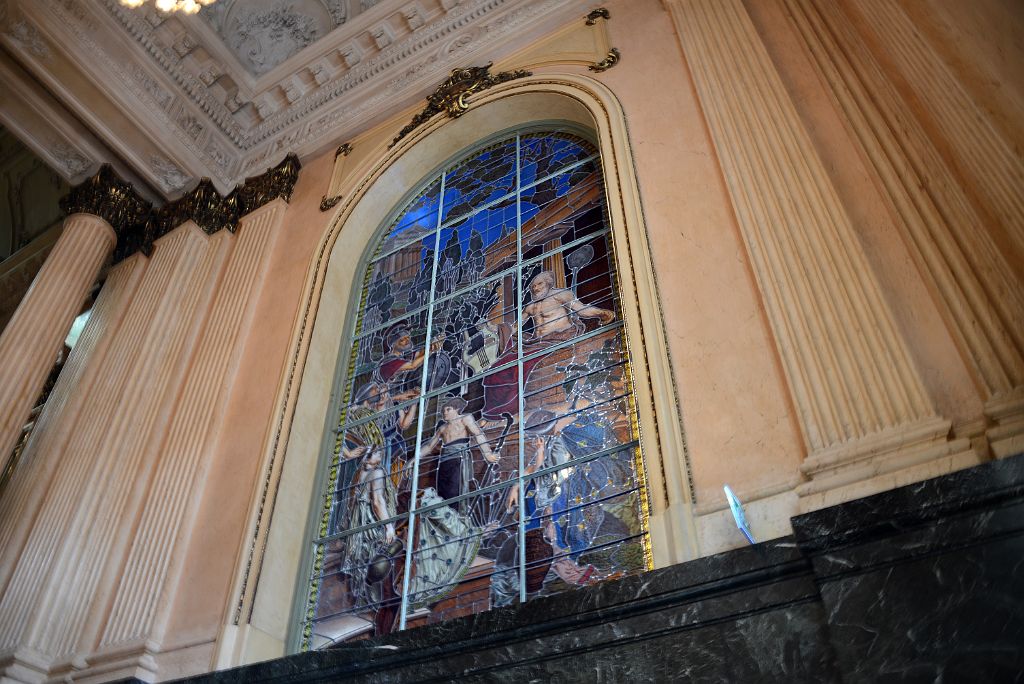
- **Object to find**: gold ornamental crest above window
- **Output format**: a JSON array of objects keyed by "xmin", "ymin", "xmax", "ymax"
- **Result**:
[{"xmin": 390, "ymin": 64, "xmax": 532, "ymax": 148}]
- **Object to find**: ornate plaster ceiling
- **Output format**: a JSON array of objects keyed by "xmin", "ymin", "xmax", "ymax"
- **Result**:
[
  {"xmin": 201, "ymin": 0, "xmax": 354, "ymax": 77},
  {"xmin": 0, "ymin": 0, "xmax": 590, "ymax": 198}
]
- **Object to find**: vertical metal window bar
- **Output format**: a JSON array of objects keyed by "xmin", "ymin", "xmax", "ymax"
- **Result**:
[
  {"xmin": 514, "ymin": 134, "xmax": 528, "ymax": 603},
  {"xmin": 398, "ymin": 171, "xmax": 447, "ymax": 630}
]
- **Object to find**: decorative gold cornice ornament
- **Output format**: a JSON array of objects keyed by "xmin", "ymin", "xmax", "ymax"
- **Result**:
[
  {"xmin": 320, "ymin": 144, "xmax": 351, "ymax": 211},
  {"xmin": 232, "ymin": 154, "xmax": 302, "ymax": 216},
  {"xmin": 589, "ymin": 48, "xmax": 621, "ymax": 73},
  {"xmin": 389, "ymin": 63, "xmax": 533, "ymax": 148},
  {"xmin": 60, "ymin": 164, "xmax": 152, "ymax": 239},
  {"xmin": 61, "ymin": 154, "xmax": 301, "ymax": 262},
  {"xmin": 585, "ymin": 7, "xmax": 610, "ymax": 25},
  {"xmin": 150, "ymin": 178, "xmax": 240, "ymax": 240}
]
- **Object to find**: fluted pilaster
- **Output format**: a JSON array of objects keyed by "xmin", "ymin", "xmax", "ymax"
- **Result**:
[
  {"xmin": 0, "ymin": 214, "xmax": 115, "ymax": 467},
  {"xmin": 783, "ymin": 0, "xmax": 1024, "ymax": 458},
  {"xmin": 666, "ymin": 0, "xmax": 974, "ymax": 507},
  {"xmin": 847, "ymin": 0, "xmax": 1024, "ymax": 257},
  {"xmin": 0, "ymin": 157, "xmax": 299, "ymax": 679},
  {"xmin": 44, "ymin": 226, "xmax": 226, "ymax": 658},
  {"xmin": 0, "ymin": 256, "xmax": 144, "ymax": 591},
  {"xmin": 99, "ymin": 201, "xmax": 285, "ymax": 649}
]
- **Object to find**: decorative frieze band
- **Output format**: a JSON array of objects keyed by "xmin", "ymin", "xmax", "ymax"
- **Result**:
[{"xmin": 60, "ymin": 155, "xmax": 301, "ymax": 262}]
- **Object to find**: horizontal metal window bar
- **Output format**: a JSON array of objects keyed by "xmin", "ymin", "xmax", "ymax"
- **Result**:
[
  {"xmin": 316, "ymin": 439, "xmax": 639, "ymax": 544},
  {"xmin": 370, "ymin": 154, "xmax": 599, "ymax": 265},
  {"xmin": 353, "ymin": 226, "xmax": 613, "ymax": 344},
  {"xmin": 340, "ymin": 320, "xmax": 625, "ymax": 433}
]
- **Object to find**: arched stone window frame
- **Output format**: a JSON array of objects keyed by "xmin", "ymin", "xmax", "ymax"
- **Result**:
[{"xmin": 222, "ymin": 74, "xmax": 695, "ymax": 664}]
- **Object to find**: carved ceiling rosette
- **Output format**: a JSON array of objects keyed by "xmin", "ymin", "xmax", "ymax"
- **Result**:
[{"xmin": 208, "ymin": 0, "xmax": 337, "ymax": 76}]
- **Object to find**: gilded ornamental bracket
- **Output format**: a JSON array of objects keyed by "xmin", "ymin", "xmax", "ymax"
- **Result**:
[
  {"xmin": 319, "ymin": 195, "xmax": 343, "ymax": 212},
  {"xmin": 585, "ymin": 8, "xmax": 610, "ymax": 25},
  {"xmin": 589, "ymin": 48, "xmax": 620, "ymax": 73},
  {"xmin": 389, "ymin": 63, "xmax": 533, "ymax": 148},
  {"xmin": 320, "ymin": 143, "xmax": 352, "ymax": 211}
]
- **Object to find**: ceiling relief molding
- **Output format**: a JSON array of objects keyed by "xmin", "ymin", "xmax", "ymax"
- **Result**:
[
  {"xmin": 6, "ymin": 20, "xmax": 52, "ymax": 61},
  {"xmin": 38, "ymin": 0, "xmax": 237, "ymax": 190},
  {"xmin": 149, "ymin": 155, "xmax": 192, "ymax": 193},
  {"xmin": 59, "ymin": 154, "xmax": 299, "ymax": 262},
  {"xmin": 6, "ymin": 0, "xmax": 587, "ymax": 194},
  {"xmin": 48, "ymin": 142, "xmax": 93, "ymax": 180},
  {"xmin": 201, "ymin": 0, "xmax": 349, "ymax": 75},
  {"xmin": 240, "ymin": 0, "xmax": 568, "ymax": 173},
  {"xmin": 223, "ymin": 2, "xmax": 330, "ymax": 77}
]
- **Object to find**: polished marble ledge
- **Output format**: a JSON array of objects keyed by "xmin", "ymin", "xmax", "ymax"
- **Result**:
[{"xmin": 175, "ymin": 453, "xmax": 1024, "ymax": 683}]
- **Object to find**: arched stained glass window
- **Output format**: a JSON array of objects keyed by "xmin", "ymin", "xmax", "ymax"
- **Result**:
[{"xmin": 303, "ymin": 128, "xmax": 651, "ymax": 649}]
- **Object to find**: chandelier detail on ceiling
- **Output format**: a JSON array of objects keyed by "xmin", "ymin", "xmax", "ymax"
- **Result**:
[{"xmin": 119, "ymin": 0, "xmax": 216, "ymax": 14}]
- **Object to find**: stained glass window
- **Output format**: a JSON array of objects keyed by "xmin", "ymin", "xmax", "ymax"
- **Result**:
[{"xmin": 301, "ymin": 129, "xmax": 651, "ymax": 648}]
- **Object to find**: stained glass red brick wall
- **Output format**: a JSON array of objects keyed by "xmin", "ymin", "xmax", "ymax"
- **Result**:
[{"xmin": 302, "ymin": 130, "xmax": 651, "ymax": 649}]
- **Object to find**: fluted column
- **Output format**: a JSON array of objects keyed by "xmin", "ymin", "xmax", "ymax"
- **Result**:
[
  {"xmin": 0, "ymin": 254, "xmax": 145, "ymax": 592},
  {"xmin": 782, "ymin": 0, "xmax": 1024, "ymax": 458},
  {"xmin": 0, "ymin": 214, "xmax": 115, "ymax": 464},
  {"xmin": 0, "ymin": 223, "xmax": 228, "ymax": 662},
  {"xmin": 0, "ymin": 158, "xmax": 299, "ymax": 681},
  {"xmin": 666, "ymin": 0, "xmax": 975, "ymax": 508}
]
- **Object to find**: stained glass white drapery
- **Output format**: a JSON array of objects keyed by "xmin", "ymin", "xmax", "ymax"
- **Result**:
[{"xmin": 302, "ymin": 130, "xmax": 651, "ymax": 649}]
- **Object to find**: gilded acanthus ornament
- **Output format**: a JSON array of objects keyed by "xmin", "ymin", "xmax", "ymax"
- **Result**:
[
  {"xmin": 150, "ymin": 178, "xmax": 240, "ymax": 239},
  {"xmin": 585, "ymin": 8, "xmax": 610, "ymax": 25},
  {"xmin": 320, "ymin": 195, "xmax": 343, "ymax": 212},
  {"xmin": 59, "ymin": 164, "xmax": 152, "ymax": 241},
  {"xmin": 390, "ymin": 63, "xmax": 532, "ymax": 148},
  {"xmin": 589, "ymin": 48, "xmax": 620, "ymax": 73},
  {"xmin": 232, "ymin": 154, "xmax": 302, "ymax": 216},
  {"xmin": 60, "ymin": 154, "xmax": 302, "ymax": 262}
]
